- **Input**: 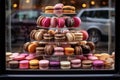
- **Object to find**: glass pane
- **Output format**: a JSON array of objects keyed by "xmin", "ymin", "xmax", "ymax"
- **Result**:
[{"xmin": 6, "ymin": 0, "xmax": 115, "ymax": 71}]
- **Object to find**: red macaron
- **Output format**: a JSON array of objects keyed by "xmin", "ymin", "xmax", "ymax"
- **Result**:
[
  {"xmin": 57, "ymin": 18, "xmax": 65, "ymax": 28},
  {"xmin": 80, "ymin": 30, "xmax": 89, "ymax": 40},
  {"xmin": 73, "ymin": 17, "xmax": 81, "ymax": 27},
  {"xmin": 42, "ymin": 17, "xmax": 51, "ymax": 27}
]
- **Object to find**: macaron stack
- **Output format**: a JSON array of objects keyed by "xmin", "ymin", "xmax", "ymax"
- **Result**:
[
  {"xmin": 54, "ymin": 47, "xmax": 64, "ymax": 56},
  {"xmin": 7, "ymin": 3, "xmax": 115, "ymax": 71}
]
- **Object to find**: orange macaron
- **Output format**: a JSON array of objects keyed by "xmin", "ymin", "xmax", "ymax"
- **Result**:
[{"xmin": 65, "ymin": 47, "xmax": 74, "ymax": 56}]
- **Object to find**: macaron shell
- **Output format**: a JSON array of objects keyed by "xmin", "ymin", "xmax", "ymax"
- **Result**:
[
  {"xmin": 42, "ymin": 17, "xmax": 51, "ymax": 27},
  {"xmin": 28, "ymin": 43, "xmax": 37, "ymax": 53},
  {"xmin": 57, "ymin": 18, "xmax": 65, "ymax": 28},
  {"xmin": 71, "ymin": 63, "xmax": 81, "ymax": 68},
  {"xmin": 54, "ymin": 52, "xmax": 64, "ymax": 56},
  {"xmin": 80, "ymin": 30, "xmax": 89, "ymax": 40},
  {"xmin": 73, "ymin": 17, "xmax": 81, "ymax": 27},
  {"xmin": 50, "ymin": 17, "xmax": 57, "ymax": 27}
]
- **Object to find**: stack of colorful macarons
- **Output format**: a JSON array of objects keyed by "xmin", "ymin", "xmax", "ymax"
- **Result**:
[
  {"xmin": 29, "ymin": 29, "xmax": 88, "ymax": 42},
  {"xmin": 36, "ymin": 16, "xmax": 81, "ymax": 28},
  {"xmin": 7, "ymin": 52, "xmax": 115, "ymax": 70}
]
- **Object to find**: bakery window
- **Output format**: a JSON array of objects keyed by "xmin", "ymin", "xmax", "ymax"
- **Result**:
[{"xmin": 5, "ymin": 0, "xmax": 116, "ymax": 73}]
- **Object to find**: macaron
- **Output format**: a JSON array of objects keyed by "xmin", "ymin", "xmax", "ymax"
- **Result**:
[
  {"xmin": 80, "ymin": 30, "xmax": 89, "ymax": 40},
  {"xmin": 53, "ymin": 3, "xmax": 64, "ymax": 17},
  {"xmin": 36, "ymin": 47, "xmax": 45, "ymax": 55},
  {"xmin": 13, "ymin": 55, "xmax": 25, "ymax": 61},
  {"xmin": 6, "ymin": 52, "xmax": 12, "ymax": 57},
  {"xmin": 36, "ymin": 16, "xmax": 46, "ymax": 26},
  {"xmin": 19, "ymin": 60, "xmax": 29, "ymax": 69},
  {"xmin": 74, "ymin": 32, "xmax": 83, "ymax": 41},
  {"xmin": 39, "ymin": 60, "xmax": 49, "ymax": 70},
  {"xmin": 29, "ymin": 59, "xmax": 39, "ymax": 69},
  {"xmin": 73, "ymin": 16, "xmax": 81, "ymax": 27},
  {"xmin": 104, "ymin": 58, "xmax": 114, "ymax": 69},
  {"xmin": 48, "ymin": 29, "xmax": 56, "ymax": 35},
  {"xmin": 64, "ymin": 47, "xmax": 74, "ymax": 56},
  {"xmin": 82, "ymin": 60, "xmax": 93, "ymax": 69},
  {"xmin": 54, "ymin": 33, "xmax": 66, "ymax": 41},
  {"xmin": 54, "ymin": 52, "xmax": 64, "ymax": 56},
  {"xmin": 65, "ymin": 17, "xmax": 74, "ymax": 27},
  {"xmin": 9, "ymin": 60, "xmax": 19, "ymax": 69},
  {"xmin": 19, "ymin": 53, "xmax": 29, "ymax": 57},
  {"xmin": 88, "ymin": 55, "xmax": 98, "ymax": 61},
  {"xmin": 93, "ymin": 60, "xmax": 104, "ymax": 69},
  {"xmin": 34, "ymin": 30, "xmax": 44, "ymax": 41},
  {"xmin": 23, "ymin": 42, "xmax": 31, "ymax": 52},
  {"xmin": 9, "ymin": 53, "xmax": 20, "ymax": 60},
  {"xmin": 27, "ymin": 42, "xmax": 38, "ymax": 53},
  {"xmin": 74, "ymin": 46, "xmax": 83, "ymax": 55},
  {"xmin": 50, "ymin": 17, "xmax": 58, "ymax": 28},
  {"xmin": 81, "ymin": 45, "xmax": 91, "ymax": 55},
  {"xmin": 60, "ymin": 61, "xmax": 71, "ymax": 69},
  {"xmin": 71, "ymin": 59, "xmax": 81, "ymax": 68},
  {"xmin": 25, "ymin": 54, "xmax": 36, "ymax": 60},
  {"xmin": 43, "ymin": 33, "xmax": 54, "ymax": 40},
  {"xmin": 66, "ymin": 32, "xmax": 75, "ymax": 41},
  {"xmin": 44, "ymin": 45, "xmax": 54, "ymax": 55},
  {"xmin": 54, "ymin": 47, "xmax": 64, "ymax": 52},
  {"xmin": 42, "ymin": 17, "xmax": 51, "ymax": 27},
  {"xmin": 57, "ymin": 18, "xmax": 65, "ymax": 28},
  {"xmin": 49, "ymin": 60, "xmax": 60, "ymax": 68},
  {"xmin": 86, "ymin": 41, "xmax": 95, "ymax": 51},
  {"xmin": 99, "ymin": 53, "xmax": 110, "ymax": 61}
]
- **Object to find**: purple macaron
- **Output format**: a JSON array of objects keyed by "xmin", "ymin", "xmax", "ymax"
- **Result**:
[
  {"xmin": 93, "ymin": 60, "xmax": 104, "ymax": 69},
  {"xmin": 49, "ymin": 61, "xmax": 60, "ymax": 69}
]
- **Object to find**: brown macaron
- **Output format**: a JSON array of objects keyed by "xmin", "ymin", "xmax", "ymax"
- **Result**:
[
  {"xmin": 75, "ymin": 46, "xmax": 83, "ymax": 55},
  {"xmin": 66, "ymin": 32, "xmax": 75, "ymax": 41},
  {"xmin": 86, "ymin": 41, "xmax": 95, "ymax": 51},
  {"xmin": 34, "ymin": 31, "xmax": 44, "ymax": 41},
  {"xmin": 54, "ymin": 33, "xmax": 66, "ymax": 41},
  {"xmin": 23, "ymin": 42, "xmax": 31, "ymax": 52},
  {"xmin": 43, "ymin": 33, "xmax": 54, "ymax": 40},
  {"xmin": 36, "ymin": 47, "xmax": 45, "ymax": 55},
  {"xmin": 82, "ymin": 60, "xmax": 93, "ymax": 69},
  {"xmin": 44, "ymin": 45, "xmax": 54, "ymax": 55},
  {"xmin": 30, "ymin": 30, "xmax": 37, "ymax": 40},
  {"xmin": 81, "ymin": 45, "xmax": 91, "ymax": 55}
]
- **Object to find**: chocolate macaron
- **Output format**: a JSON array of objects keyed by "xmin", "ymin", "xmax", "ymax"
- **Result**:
[
  {"xmin": 44, "ymin": 45, "xmax": 54, "ymax": 55},
  {"xmin": 75, "ymin": 46, "xmax": 83, "ymax": 55}
]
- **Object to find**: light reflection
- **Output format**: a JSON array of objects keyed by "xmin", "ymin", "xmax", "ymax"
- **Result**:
[{"xmin": 82, "ymin": 3, "xmax": 87, "ymax": 8}]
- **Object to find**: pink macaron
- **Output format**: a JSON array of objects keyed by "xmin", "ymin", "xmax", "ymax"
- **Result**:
[
  {"xmin": 53, "ymin": 3, "xmax": 64, "ymax": 17},
  {"xmin": 25, "ymin": 54, "xmax": 35, "ymax": 60},
  {"xmin": 14, "ymin": 55, "xmax": 25, "ymax": 61},
  {"xmin": 54, "ymin": 47, "xmax": 64, "ymax": 52},
  {"xmin": 50, "ymin": 17, "xmax": 58, "ymax": 28},
  {"xmin": 93, "ymin": 60, "xmax": 104, "ymax": 69},
  {"xmin": 57, "ymin": 18, "xmax": 65, "ymax": 28},
  {"xmin": 39, "ymin": 60, "xmax": 49, "ymax": 70},
  {"xmin": 19, "ymin": 53, "xmax": 29, "ymax": 57},
  {"xmin": 42, "ymin": 17, "xmax": 51, "ymax": 27},
  {"xmin": 19, "ymin": 60, "xmax": 29, "ymax": 69},
  {"xmin": 88, "ymin": 56, "xmax": 98, "ymax": 61},
  {"xmin": 9, "ymin": 53, "xmax": 20, "ymax": 59},
  {"xmin": 80, "ymin": 30, "xmax": 89, "ymax": 40},
  {"xmin": 73, "ymin": 17, "xmax": 81, "ymax": 27},
  {"xmin": 54, "ymin": 52, "xmax": 64, "ymax": 56},
  {"xmin": 71, "ymin": 59, "xmax": 81, "ymax": 68}
]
